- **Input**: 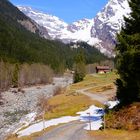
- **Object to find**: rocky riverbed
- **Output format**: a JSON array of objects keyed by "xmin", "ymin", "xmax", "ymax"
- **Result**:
[{"xmin": 0, "ymin": 76, "xmax": 73, "ymax": 140}]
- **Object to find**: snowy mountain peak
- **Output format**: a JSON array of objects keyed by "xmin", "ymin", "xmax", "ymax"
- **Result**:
[
  {"xmin": 18, "ymin": 0, "xmax": 131, "ymax": 57},
  {"xmin": 18, "ymin": 6, "xmax": 68, "ymax": 39},
  {"xmin": 18, "ymin": 6, "xmax": 94, "ymax": 42},
  {"xmin": 68, "ymin": 18, "xmax": 93, "ymax": 33},
  {"xmin": 18, "ymin": 6, "xmax": 33, "ymax": 11},
  {"xmin": 18, "ymin": 6, "xmax": 65, "ymax": 24},
  {"xmin": 90, "ymin": 0, "xmax": 131, "ymax": 55}
]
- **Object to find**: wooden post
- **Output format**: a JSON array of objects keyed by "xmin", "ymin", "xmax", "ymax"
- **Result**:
[
  {"xmin": 42, "ymin": 110, "xmax": 45, "ymax": 130},
  {"xmin": 104, "ymin": 111, "xmax": 105, "ymax": 131},
  {"xmin": 87, "ymin": 113, "xmax": 91, "ymax": 131}
]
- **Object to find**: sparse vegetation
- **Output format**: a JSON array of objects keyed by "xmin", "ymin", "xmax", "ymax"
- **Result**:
[
  {"xmin": 44, "ymin": 91, "xmax": 102, "ymax": 120},
  {"xmin": 53, "ymin": 87, "xmax": 64, "ymax": 96},
  {"xmin": 87, "ymin": 84, "xmax": 114, "ymax": 93},
  {"xmin": 105, "ymin": 103, "xmax": 140, "ymax": 130},
  {"xmin": 37, "ymin": 94, "xmax": 52, "ymax": 130}
]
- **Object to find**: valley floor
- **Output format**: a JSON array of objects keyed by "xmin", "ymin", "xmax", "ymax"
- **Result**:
[{"xmin": 6, "ymin": 72, "xmax": 140, "ymax": 140}]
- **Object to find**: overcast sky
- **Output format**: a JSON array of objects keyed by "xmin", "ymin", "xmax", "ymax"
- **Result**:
[{"xmin": 10, "ymin": 0, "xmax": 108, "ymax": 23}]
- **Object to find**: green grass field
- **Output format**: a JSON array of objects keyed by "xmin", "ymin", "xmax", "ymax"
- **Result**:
[{"xmin": 70, "ymin": 72, "xmax": 118, "ymax": 91}]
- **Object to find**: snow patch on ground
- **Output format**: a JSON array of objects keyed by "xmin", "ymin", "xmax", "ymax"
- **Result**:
[
  {"xmin": 13, "ymin": 112, "xmax": 37, "ymax": 134},
  {"xmin": 105, "ymin": 100, "xmax": 119, "ymax": 109},
  {"xmin": 78, "ymin": 105, "xmax": 104, "ymax": 130},
  {"xmin": 16, "ymin": 105, "xmax": 104, "ymax": 137},
  {"xmin": 17, "ymin": 116, "xmax": 79, "ymax": 137},
  {"xmin": 15, "ymin": 100, "xmax": 119, "ymax": 137}
]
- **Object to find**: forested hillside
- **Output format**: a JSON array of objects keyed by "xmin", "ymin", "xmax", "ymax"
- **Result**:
[{"xmin": 0, "ymin": 0, "xmax": 108, "ymax": 72}]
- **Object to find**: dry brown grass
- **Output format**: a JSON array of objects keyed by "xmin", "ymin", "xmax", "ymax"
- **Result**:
[
  {"xmin": 44, "ymin": 91, "xmax": 103, "ymax": 120},
  {"xmin": 70, "ymin": 72, "xmax": 118, "ymax": 91},
  {"xmin": 53, "ymin": 86, "xmax": 64, "ymax": 96},
  {"xmin": 106, "ymin": 103, "xmax": 140, "ymax": 130},
  {"xmin": 88, "ymin": 129, "xmax": 140, "ymax": 140},
  {"xmin": 87, "ymin": 84, "xmax": 115, "ymax": 93}
]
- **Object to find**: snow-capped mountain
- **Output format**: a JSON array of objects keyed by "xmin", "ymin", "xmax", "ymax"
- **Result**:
[
  {"xmin": 91, "ymin": 0, "xmax": 131, "ymax": 55},
  {"xmin": 18, "ymin": 6, "xmax": 93, "ymax": 43},
  {"xmin": 18, "ymin": 0, "xmax": 131, "ymax": 56},
  {"xmin": 18, "ymin": 6, "xmax": 68, "ymax": 40}
]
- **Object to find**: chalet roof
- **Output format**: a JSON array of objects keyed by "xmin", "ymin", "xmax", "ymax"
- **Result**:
[{"xmin": 96, "ymin": 66, "xmax": 110, "ymax": 70}]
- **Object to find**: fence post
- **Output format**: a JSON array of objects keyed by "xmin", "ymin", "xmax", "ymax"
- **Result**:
[{"xmin": 87, "ymin": 112, "xmax": 91, "ymax": 131}]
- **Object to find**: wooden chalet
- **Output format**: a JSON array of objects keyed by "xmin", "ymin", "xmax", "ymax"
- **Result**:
[{"xmin": 96, "ymin": 66, "xmax": 111, "ymax": 74}]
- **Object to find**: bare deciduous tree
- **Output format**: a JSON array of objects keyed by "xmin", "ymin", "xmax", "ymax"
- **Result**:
[
  {"xmin": 37, "ymin": 94, "xmax": 52, "ymax": 130},
  {"xmin": 0, "ymin": 61, "xmax": 54, "ymax": 92},
  {"xmin": 19, "ymin": 63, "xmax": 53, "ymax": 87}
]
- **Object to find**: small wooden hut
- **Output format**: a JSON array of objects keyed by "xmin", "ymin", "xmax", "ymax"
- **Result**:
[{"xmin": 96, "ymin": 66, "xmax": 110, "ymax": 74}]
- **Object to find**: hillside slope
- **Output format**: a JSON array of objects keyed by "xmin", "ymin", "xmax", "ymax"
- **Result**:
[
  {"xmin": 0, "ymin": 0, "xmax": 70, "ymax": 69},
  {"xmin": 0, "ymin": 0, "xmax": 108, "ymax": 71},
  {"xmin": 0, "ymin": 0, "xmax": 50, "ymax": 38}
]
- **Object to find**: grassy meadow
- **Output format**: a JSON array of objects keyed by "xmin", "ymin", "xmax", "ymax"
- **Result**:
[{"xmin": 7, "ymin": 72, "xmax": 120, "ymax": 140}]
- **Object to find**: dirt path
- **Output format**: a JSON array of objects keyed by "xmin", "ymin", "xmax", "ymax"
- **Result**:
[
  {"xmin": 35, "ymin": 121, "xmax": 92, "ymax": 140},
  {"xmin": 77, "ymin": 88, "xmax": 108, "ymax": 103}
]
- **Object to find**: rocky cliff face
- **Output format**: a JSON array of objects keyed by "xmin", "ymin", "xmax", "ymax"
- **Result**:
[
  {"xmin": 0, "ymin": 0, "xmax": 50, "ymax": 39},
  {"xmin": 18, "ymin": 0, "xmax": 131, "ymax": 56},
  {"xmin": 18, "ymin": 6, "xmax": 67, "ymax": 40},
  {"xmin": 18, "ymin": 16, "xmax": 50, "ymax": 39},
  {"xmin": 91, "ymin": 0, "xmax": 131, "ymax": 55}
]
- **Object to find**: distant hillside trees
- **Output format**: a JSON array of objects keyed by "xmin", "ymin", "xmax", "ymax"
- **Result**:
[
  {"xmin": 18, "ymin": 63, "xmax": 53, "ymax": 87},
  {"xmin": 0, "ymin": 61, "xmax": 14, "ymax": 90},
  {"xmin": 0, "ymin": 61, "xmax": 53, "ymax": 91},
  {"xmin": 116, "ymin": 0, "xmax": 140, "ymax": 104}
]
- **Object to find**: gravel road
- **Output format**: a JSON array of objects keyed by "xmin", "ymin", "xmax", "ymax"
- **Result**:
[
  {"xmin": 77, "ymin": 87, "xmax": 110, "ymax": 103},
  {"xmin": 35, "ymin": 121, "xmax": 92, "ymax": 140}
]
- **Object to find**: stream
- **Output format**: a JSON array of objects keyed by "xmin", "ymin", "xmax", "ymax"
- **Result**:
[{"xmin": 0, "ymin": 76, "xmax": 73, "ymax": 140}]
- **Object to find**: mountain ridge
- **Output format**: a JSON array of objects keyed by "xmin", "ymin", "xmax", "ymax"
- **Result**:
[
  {"xmin": 0, "ymin": 0, "xmax": 50, "ymax": 39},
  {"xmin": 0, "ymin": 0, "xmax": 108, "ymax": 71},
  {"xmin": 18, "ymin": 0, "xmax": 131, "ymax": 57}
]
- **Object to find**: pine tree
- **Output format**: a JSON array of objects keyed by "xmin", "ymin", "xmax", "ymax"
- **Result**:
[
  {"xmin": 12, "ymin": 63, "xmax": 20, "ymax": 87},
  {"xmin": 116, "ymin": 0, "xmax": 140, "ymax": 104},
  {"xmin": 74, "ymin": 51, "xmax": 86, "ymax": 83}
]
